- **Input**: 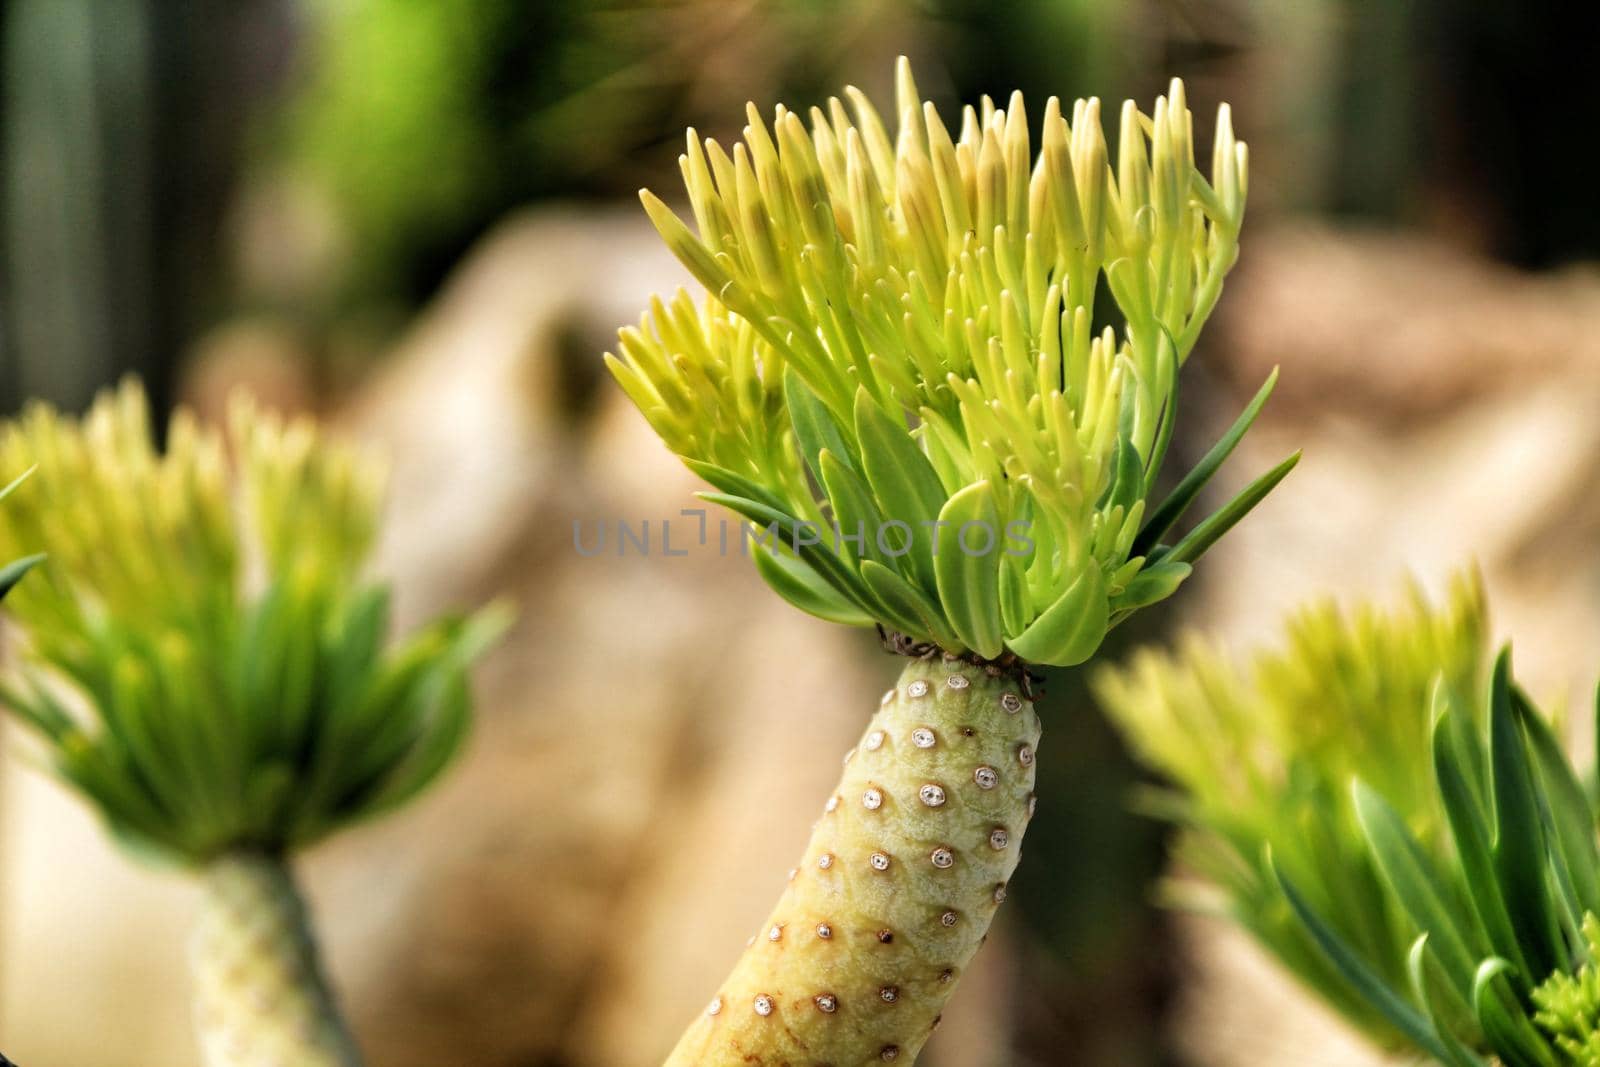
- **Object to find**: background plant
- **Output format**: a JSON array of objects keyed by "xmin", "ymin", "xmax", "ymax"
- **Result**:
[
  {"xmin": 0, "ymin": 381, "xmax": 506, "ymax": 1067},
  {"xmin": 1098, "ymin": 574, "xmax": 1600, "ymax": 1065}
]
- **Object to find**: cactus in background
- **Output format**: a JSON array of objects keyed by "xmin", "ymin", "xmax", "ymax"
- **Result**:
[
  {"xmin": 609, "ymin": 58, "xmax": 1292, "ymax": 1065},
  {"xmin": 0, "ymin": 382, "xmax": 507, "ymax": 1067},
  {"xmin": 1098, "ymin": 573, "xmax": 1600, "ymax": 1066}
]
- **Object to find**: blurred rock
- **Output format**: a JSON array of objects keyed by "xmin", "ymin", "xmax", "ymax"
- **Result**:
[
  {"xmin": 181, "ymin": 317, "xmax": 317, "ymax": 423},
  {"xmin": 1217, "ymin": 223, "xmax": 1600, "ymax": 425}
]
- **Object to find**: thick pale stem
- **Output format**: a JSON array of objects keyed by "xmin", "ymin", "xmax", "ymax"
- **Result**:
[
  {"xmin": 191, "ymin": 851, "xmax": 361, "ymax": 1067},
  {"xmin": 666, "ymin": 656, "xmax": 1040, "ymax": 1065}
]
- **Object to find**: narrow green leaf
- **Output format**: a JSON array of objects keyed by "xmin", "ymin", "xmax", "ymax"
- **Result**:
[
  {"xmin": 1141, "ymin": 330, "xmax": 1181, "ymax": 495},
  {"xmin": 1133, "ymin": 368, "xmax": 1279, "ymax": 557},
  {"xmin": 998, "ymin": 554, "xmax": 1030, "ymax": 637},
  {"xmin": 681, "ymin": 458, "xmax": 790, "ymax": 515},
  {"xmin": 1160, "ymin": 449, "xmax": 1300, "ymax": 567},
  {"xmin": 1435, "ymin": 681, "xmax": 1490, "ymax": 821},
  {"xmin": 0, "ymin": 678, "xmax": 74, "ymax": 741},
  {"xmin": 1488, "ymin": 648, "xmax": 1567, "ymax": 978},
  {"xmin": 1354, "ymin": 780, "xmax": 1484, "ymax": 1000},
  {"xmin": 1407, "ymin": 936, "xmax": 1490, "ymax": 1067},
  {"xmin": 819, "ymin": 449, "xmax": 888, "ymax": 569},
  {"xmin": 355, "ymin": 672, "xmax": 474, "ymax": 827},
  {"xmin": 854, "ymin": 388, "xmax": 947, "ymax": 596},
  {"xmin": 785, "ymin": 366, "xmax": 855, "ymax": 482},
  {"xmin": 1116, "ymin": 367, "xmax": 1139, "ymax": 445},
  {"xmin": 932, "ymin": 481, "xmax": 1004, "ymax": 658},
  {"xmin": 918, "ymin": 410, "xmax": 970, "ymax": 496},
  {"xmin": 751, "ymin": 543, "xmax": 874, "ymax": 626},
  {"xmin": 1109, "ymin": 560, "xmax": 1191, "ymax": 613},
  {"xmin": 0, "ymin": 464, "xmax": 35, "ymax": 502},
  {"xmin": 697, "ymin": 491, "xmax": 882, "ymax": 621},
  {"xmin": 1005, "ymin": 565, "xmax": 1108, "ymax": 667},
  {"xmin": 1097, "ymin": 434, "xmax": 1145, "ymax": 514},
  {"xmin": 1511, "ymin": 685, "xmax": 1600, "ymax": 918},
  {"xmin": 860, "ymin": 560, "xmax": 960, "ymax": 649},
  {"xmin": 0, "ymin": 552, "xmax": 44, "ymax": 601},
  {"xmin": 1274, "ymin": 857, "xmax": 1459, "ymax": 1062},
  {"xmin": 1435, "ymin": 703, "xmax": 1530, "ymax": 983},
  {"xmin": 1472, "ymin": 959, "xmax": 1559, "ymax": 1067}
]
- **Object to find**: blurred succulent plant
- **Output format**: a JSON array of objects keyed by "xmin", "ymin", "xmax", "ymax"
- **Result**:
[
  {"xmin": 0, "ymin": 381, "xmax": 507, "ymax": 1067},
  {"xmin": 1099, "ymin": 573, "xmax": 1600, "ymax": 1066},
  {"xmin": 610, "ymin": 58, "xmax": 1291, "ymax": 1066}
]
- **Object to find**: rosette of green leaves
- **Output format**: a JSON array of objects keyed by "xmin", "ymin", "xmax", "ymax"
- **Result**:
[
  {"xmin": 1096, "ymin": 573, "xmax": 1490, "ymax": 1043},
  {"xmin": 1267, "ymin": 648, "xmax": 1600, "ymax": 1067},
  {"xmin": 607, "ymin": 59, "xmax": 1296, "ymax": 666},
  {"xmin": 1101, "ymin": 573, "xmax": 1600, "ymax": 1066},
  {"xmin": 0, "ymin": 381, "xmax": 507, "ymax": 863}
]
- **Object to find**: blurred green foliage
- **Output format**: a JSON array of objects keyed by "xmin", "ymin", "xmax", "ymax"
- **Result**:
[
  {"xmin": 277, "ymin": 0, "xmax": 923, "ymax": 306},
  {"xmin": 1098, "ymin": 572, "xmax": 1600, "ymax": 1066},
  {"xmin": 0, "ymin": 381, "xmax": 507, "ymax": 862},
  {"xmin": 1096, "ymin": 572, "xmax": 1489, "ymax": 1044}
]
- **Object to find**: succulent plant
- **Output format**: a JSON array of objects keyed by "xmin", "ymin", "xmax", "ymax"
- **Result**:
[
  {"xmin": 0, "ymin": 382, "xmax": 507, "ymax": 1067},
  {"xmin": 609, "ymin": 58, "xmax": 1290, "ymax": 1065},
  {"xmin": 1098, "ymin": 573, "xmax": 1600, "ymax": 1066}
]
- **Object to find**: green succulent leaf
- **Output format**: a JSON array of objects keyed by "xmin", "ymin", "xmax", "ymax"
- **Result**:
[
  {"xmin": 818, "ymin": 449, "xmax": 889, "ymax": 570},
  {"xmin": 785, "ymin": 367, "xmax": 856, "ymax": 482},
  {"xmin": 932, "ymin": 482, "xmax": 1004, "ymax": 659},
  {"xmin": 1435, "ymin": 699, "xmax": 1531, "ymax": 984},
  {"xmin": 1275, "ymin": 857, "xmax": 1460, "ymax": 1064},
  {"xmin": 1355, "ymin": 779, "xmax": 1484, "ymax": 1000},
  {"xmin": 1109, "ymin": 559, "xmax": 1191, "ymax": 615},
  {"xmin": 859, "ymin": 560, "xmax": 961, "ymax": 650},
  {"xmin": 0, "ymin": 552, "xmax": 44, "ymax": 601},
  {"xmin": 1006, "ymin": 564, "xmax": 1108, "ymax": 667},
  {"xmin": 1488, "ymin": 649, "xmax": 1568, "ymax": 979},
  {"xmin": 698, "ymin": 491, "xmax": 881, "ymax": 622},
  {"xmin": 1512, "ymin": 684, "xmax": 1600, "ymax": 922},
  {"xmin": 1098, "ymin": 434, "xmax": 1146, "ymax": 515},
  {"xmin": 1473, "ymin": 959, "xmax": 1559, "ymax": 1067},
  {"xmin": 1408, "ymin": 936, "xmax": 1491, "ymax": 1067},
  {"xmin": 751, "ymin": 544, "xmax": 874, "ymax": 627},
  {"xmin": 1133, "ymin": 368, "xmax": 1279, "ymax": 557},
  {"xmin": 1158, "ymin": 450, "xmax": 1301, "ymax": 567},
  {"xmin": 681, "ymin": 458, "xmax": 791, "ymax": 516},
  {"xmin": 853, "ymin": 387, "xmax": 947, "ymax": 596}
]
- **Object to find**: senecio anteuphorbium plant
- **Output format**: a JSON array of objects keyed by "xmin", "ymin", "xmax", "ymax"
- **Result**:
[
  {"xmin": 1099, "ymin": 572, "xmax": 1600, "ymax": 1067},
  {"xmin": 608, "ymin": 59, "xmax": 1295, "ymax": 1065},
  {"xmin": 0, "ymin": 382, "xmax": 506, "ymax": 1067}
]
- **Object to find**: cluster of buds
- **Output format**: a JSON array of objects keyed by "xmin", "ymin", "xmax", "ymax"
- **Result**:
[
  {"xmin": 610, "ymin": 59, "xmax": 1286, "ymax": 666},
  {"xmin": 0, "ymin": 381, "xmax": 504, "ymax": 861}
]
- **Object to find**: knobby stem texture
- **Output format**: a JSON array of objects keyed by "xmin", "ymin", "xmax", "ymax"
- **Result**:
[
  {"xmin": 192, "ymin": 852, "xmax": 359, "ymax": 1067},
  {"xmin": 668, "ymin": 656, "xmax": 1037, "ymax": 1065}
]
